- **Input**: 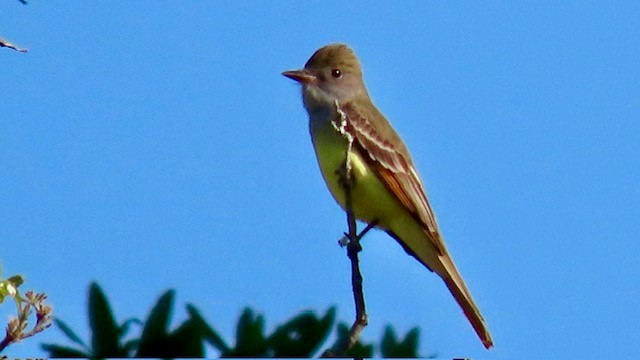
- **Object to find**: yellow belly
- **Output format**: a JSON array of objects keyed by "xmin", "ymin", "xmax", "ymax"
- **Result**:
[
  {"xmin": 309, "ymin": 120, "xmax": 447, "ymax": 275},
  {"xmin": 310, "ymin": 123, "xmax": 405, "ymax": 228}
]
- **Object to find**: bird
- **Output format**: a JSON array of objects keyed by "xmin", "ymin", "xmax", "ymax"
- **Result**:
[{"xmin": 282, "ymin": 43, "xmax": 493, "ymax": 349}]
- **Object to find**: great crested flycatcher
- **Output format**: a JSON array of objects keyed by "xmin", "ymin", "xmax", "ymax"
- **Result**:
[{"xmin": 282, "ymin": 43, "xmax": 493, "ymax": 349}]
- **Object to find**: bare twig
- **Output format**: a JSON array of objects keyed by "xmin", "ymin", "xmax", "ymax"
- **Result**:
[
  {"xmin": 323, "ymin": 155, "xmax": 371, "ymax": 357},
  {"xmin": 0, "ymin": 36, "xmax": 28, "ymax": 53}
]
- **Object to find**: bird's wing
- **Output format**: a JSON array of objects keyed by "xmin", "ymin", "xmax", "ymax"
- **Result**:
[
  {"xmin": 338, "ymin": 101, "xmax": 446, "ymax": 254},
  {"xmin": 337, "ymin": 100, "xmax": 495, "ymax": 349}
]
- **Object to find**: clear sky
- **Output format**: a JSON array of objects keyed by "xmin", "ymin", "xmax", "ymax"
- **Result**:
[{"xmin": 2, "ymin": 1, "xmax": 639, "ymax": 358}]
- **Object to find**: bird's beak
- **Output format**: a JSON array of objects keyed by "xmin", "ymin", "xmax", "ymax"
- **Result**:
[{"xmin": 282, "ymin": 69, "xmax": 316, "ymax": 85}]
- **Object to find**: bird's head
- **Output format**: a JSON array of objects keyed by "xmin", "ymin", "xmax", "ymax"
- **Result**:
[{"xmin": 283, "ymin": 43, "xmax": 367, "ymax": 111}]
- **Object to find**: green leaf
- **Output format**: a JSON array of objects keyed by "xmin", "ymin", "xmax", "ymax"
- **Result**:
[
  {"xmin": 135, "ymin": 289, "xmax": 176, "ymax": 357},
  {"xmin": 7, "ymin": 275, "xmax": 24, "ymax": 288},
  {"xmin": 0, "ymin": 281, "xmax": 10, "ymax": 303},
  {"xmin": 87, "ymin": 282, "xmax": 122, "ymax": 357},
  {"xmin": 0, "ymin": 275, "xmax": 22, "ymax": 304},
  {"xmin": 122, "ymin": 338, "xmax": 140, "ymax": 356},
  {"xmin": 166, "ymin": 318, "xmax": 205, "ymax": 357},
  {"xmin": 380, "ymin": 325, "xmax": 397, "ymax": 356},
  {"xmin": 268, "ymin": 307, "xmax": 336, "ymax": 357},
  {"xmin": 40, "ymin": 344, "xmax": 90, "ymax": 358},
  {"xmin": 227, "ymin": 307, "xmax": 267, "ymax": 356},
  {"xmin": 186, "ymin": 303, "xmax": 230, "ymax": 353},
  {"xmin": 118, "ymin": 317, "xmax": 142, "ymax": 338},
  {"xmin": 380, "ymin": 325, "xmax": 420, "ymax": 357},
  {"xmin": 54, "ymin": 318, "xmax": 87, "ymax": 348},
  {"xmin": 403, "ymin": 328, "xmax": 420, "ymax": 355}
]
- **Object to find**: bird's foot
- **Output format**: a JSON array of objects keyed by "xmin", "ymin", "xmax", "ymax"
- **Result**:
[{"xmin": 337, "ymin": 221, "xmax": 378, "ymax": 248}]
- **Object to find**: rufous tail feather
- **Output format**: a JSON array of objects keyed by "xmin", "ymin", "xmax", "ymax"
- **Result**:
[{"xmin": 440, "ymin": 257, "xmax": 494, "ymax": 349}]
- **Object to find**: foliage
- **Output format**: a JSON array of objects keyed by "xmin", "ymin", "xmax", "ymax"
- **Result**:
[
  {"xmin": 0, "ymin": 264, "xmax": 52, "ymax": 353},
  {"xmin": 41, "ymin": 282, "xmax": 427, "ymax": 357}
]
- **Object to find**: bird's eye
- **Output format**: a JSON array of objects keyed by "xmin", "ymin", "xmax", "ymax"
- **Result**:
[{"xmin": 331, "ymin": 69, "xmax": 341, "ymax": 78}]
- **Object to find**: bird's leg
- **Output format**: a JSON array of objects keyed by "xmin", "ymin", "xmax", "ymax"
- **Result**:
[
  {"xmin": 357, "ymin": 221, "xmax": 378, "ymax": 240},
  {"xmin": 338, "ymin": 221, "xmax": 378, "ymax": 247}
]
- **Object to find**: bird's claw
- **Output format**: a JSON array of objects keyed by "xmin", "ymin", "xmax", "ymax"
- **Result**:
[{"xmin": 338, "ymin": 233, "xmax": 350, "ymax": 247}]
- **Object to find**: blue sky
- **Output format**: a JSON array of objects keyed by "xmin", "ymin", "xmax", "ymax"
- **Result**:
[{"xmin": 2, "ymin": 1, "xmax": 639, "ymax": 358}]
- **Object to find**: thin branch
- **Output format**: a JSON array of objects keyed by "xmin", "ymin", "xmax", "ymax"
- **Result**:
[
  {"xmin": 344, "ymin": 180, "xmax": 368, "ymax": 344},
  {"xmin": 0, "ymin": 36, "xmax": 28, "ymax": 53},
  {"xmin": 0, "ymin": 335, "xmax": 11, "ymax": 353},
  {"xmin": 323, "ymin": 156, "xmax": 370, "ymax": 357}
]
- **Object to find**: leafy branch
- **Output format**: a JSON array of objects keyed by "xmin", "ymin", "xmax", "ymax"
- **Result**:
[
  {"xmin": 0, "ymin": 266, "xmax": 52, "ymax": 353},
  {"xmin": 42, "ymin": 282, "xmax": 429, "ymax": 358}
]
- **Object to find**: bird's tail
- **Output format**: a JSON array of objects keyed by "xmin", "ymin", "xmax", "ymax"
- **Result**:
[
  {"xmin": 386, "ymin": 228, "xmax": 493, "ymax": 349},
  {"xmin": 440, "ymin": 256, "xmax": 494, "ymax": 349}
]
